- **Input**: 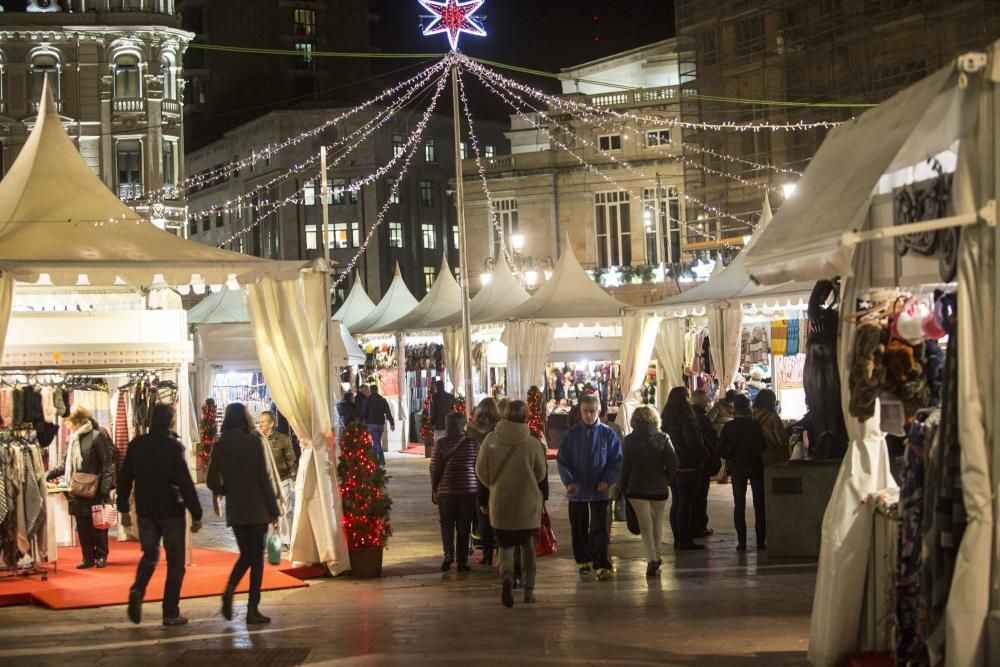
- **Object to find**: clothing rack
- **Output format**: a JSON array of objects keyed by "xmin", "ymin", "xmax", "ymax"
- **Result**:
[{"xmin": 0, "ymin": 430, "xmax": 55, "ymax": 581}]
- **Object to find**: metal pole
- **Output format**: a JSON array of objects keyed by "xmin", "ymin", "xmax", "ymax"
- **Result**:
[
  {"xmin": 451, "ymin": 63, "xmax": 475, "ymax": 403},
  {"xmin": 320, "ymin": 147, "xmax": 336, "ymax": 428},
  {"xmin": 656, "ymin": 172, "xmax": 669, "ymax": 265}
]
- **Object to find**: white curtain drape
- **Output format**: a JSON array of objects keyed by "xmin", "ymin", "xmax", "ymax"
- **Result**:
[
  {"xmin": 618, "ymin": 314, "xmax": 662, "ymax": 436},
  {"xmin": 0, "ymin": 272, "xmax": 12, "ymax": 365},
  {"xmin": 442, "ymin": 327, "xmax": 466, "ymax": 396},
  {"xmin": 245, "ymin": 269, "xmax": 350, "ymax": 574},
  {"xmin": 808, "ymin": 236, "xmax": 897, "ymax": 666},
  {"xmin": 501, "ymin": 321, "xmax": 554, "ymax": 402},
  {"xmin": 708, "ymin": 303, "xmax": 743, "ymax": 390},
  {"xmin": 654, "ymin": 318, "xmax": 686, "ymax": 407},
  {"xmin": 943, "ymin": 76, "xmax": 994, "ymax": 667}
]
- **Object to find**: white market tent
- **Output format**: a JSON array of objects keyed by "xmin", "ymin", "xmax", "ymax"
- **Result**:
[
  {"xmin": 0, "ymin": 82, "xmax": 353, "ymax": 577},
  {"xmin": 332, "ymin": 273, "xmax": 377, "ymax": 331},
  {"xmin": 426, "ymin": 254, "xmax": 530, "ymax": 327},
  {"xmin": 365, "ymin": 256, "xmax": 461, "ymax": 334},
  {"xmin": 349, "ymin": 263, "xmax": 419, "ymax": 335},
  {"xmin": 741, "ymin": 47, "xmax": 1000, "ymax": 667}
]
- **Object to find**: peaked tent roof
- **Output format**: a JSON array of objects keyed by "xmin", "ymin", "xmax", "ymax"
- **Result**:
[
  {"xmin": 365, "ymin": 256, "xmax": 461, "ymax": 334},
  {"xmin": 427, "ymin": 254, "xmax": 530, "ymax": 328},
  {"xmin": 639, "ymin": 195, "xmax": 810, "ymax": 313},
  {"xmin": 505, "ymin": 242, "xmax": 627, "ymax": 321},
  {"xmin": 0, "ymin": 80, "xmax": 307, "ymax": 288},
  {"xmin": 349, "ymin": 263, "xmax": 419, "ymax": 334},
  {"xmin": 187, "ymin": 288, "xmax": 365, "ymax": 365},
  {"xmin": 332, "ymin": 272, "xmax": 377, "ymax": 331}
]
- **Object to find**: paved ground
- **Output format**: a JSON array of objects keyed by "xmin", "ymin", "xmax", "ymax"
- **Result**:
[{"xmin": 0, "ymin": 455, "xmax": 816, "ymax": 666}]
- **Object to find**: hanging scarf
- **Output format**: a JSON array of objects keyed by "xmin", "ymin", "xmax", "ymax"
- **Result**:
[{"xmin": 64, "ymin": 421, "xmax": 94, "ymax": 482}]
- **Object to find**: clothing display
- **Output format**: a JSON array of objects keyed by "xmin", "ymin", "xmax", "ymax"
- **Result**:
[
  {"xmin": 1, "ymin": 432, "xmax": 49, "ymax": 569},
  {"xmin": 803, "ymin": 280, "xmax": 847, "ymax": 459}
]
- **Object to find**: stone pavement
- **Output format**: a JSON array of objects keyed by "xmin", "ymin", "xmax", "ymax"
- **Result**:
[{"xmin": 0, "ymin": 455, "xmax": 816, "ymax": 666}]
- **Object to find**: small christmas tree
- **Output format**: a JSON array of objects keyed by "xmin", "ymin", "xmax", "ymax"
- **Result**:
[
  {"xmin": 453, "ymin": 394, "xmax": 467, "ymax": 416},
  {"xmin": 420, "ymin": 392, "xmax": 434, "ymax": 446},
  {"xmin": 526, "ymin": 387, "xmax": 544, "ymax": 440},
  {"xmin": 197, "ymin": 399, "xmax": 217, "ymax": 468},
  {"xmin": 337, "ymin": 419, "xmax": 392, "ymax": 550}
]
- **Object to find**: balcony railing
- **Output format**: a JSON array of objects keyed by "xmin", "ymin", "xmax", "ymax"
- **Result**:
[
  {"xmin": 576, "ymin": 85, "xmax": 681, "ymax": 109},
  {"xmin": 161, "ymin": 99, "xmax": 181, "ymax": 115},
  {"xmin": 113, "ymin": 98, "xmax": 146, "ymax": 113},
  {"xmin": 118, "ymin": 183, "xmax": 144, "ymax": 199},
  {"xmin": 30, "ymin": 100, "xmax": 64, "ymax": 113}
]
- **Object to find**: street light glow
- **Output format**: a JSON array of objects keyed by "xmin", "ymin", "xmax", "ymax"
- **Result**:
[
  {"xmin": 511, "ymin": 233, "xmax": 525, "ymax": 251},
  {"xmin": 783, "ymin": 182, "xmax": 797, "ymax": 198}
]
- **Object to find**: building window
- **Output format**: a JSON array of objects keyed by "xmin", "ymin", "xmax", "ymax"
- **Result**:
[
  {"xmin": 114, "ymin": 53, "xmax": 141, "ymax": 99},
  {"xmin": 294, "ymin": 8, "xmax": 316, "ymax": 36},
  {"xmin": 116, "ymin": 139, "xmax": 143, "ymax": 198},
  {"xmin": 350, "ymin": 222, "xmax": 360, "ymax": 247},
  {"xmin": 734, "ymin": 15, "xmax": 765, "ymax": 58},
  {"xmin": 419, "ymin": 180, "xmax": 433, "ymax": 207},
  {"xmin": 31, "ymin": 52, "xmax": 60, "ymax": 103},
  {"xmin": 333, "ymin": 222, "xmax": 349, "ymax": 249},
  {"xmin": 161, "ymin": 55, "xmax": 176, "ymax": 100},
  {"xmin": 217, "ymin": 211, "xmax": 225, "ymax": 228},
  {"xmin": 304, "ymin": 180, "xmax": 316, "ymax": 206},
  {"xmin": 701, "ymin": 31, "xmax": 718, "ymax": 65},
  {"xmin": 421, "ymin": 223, "xmax": 436, "ymax": 249},
  {"xmin": 305, "ymin": 224, "xmax": 333, "ymax": 251},
  {"xmin": 392, "ymin": 134, "xmax": 404, "ymax": 157},
  {"xmin": 202, "ymin": 214, "xmax": 211, "ymax": 233},
  {"xmin": 332, "ymin": 178, "xmax": 346, "ymax": 205},
  {"xmin": 642, "ymin": 186, "xmax": 681, "ymax": 265},
  {"xmin": 423, "ymin": 266, "xmax": 436, "ymax": 291},
  {"xmin": 349, "ymin": 177, "xmax": 360, "ymax": 204},
  {"xmin": 484, "ymin": 144, "xmax": 496, "ymax": 158},
  {"xmin": 162, "ymin": 139, "xmax": 178, "ymax": 187},
  {"xmin": 452, "ymin": 226, "xmax": 460, "ymax": 251},
  {"xmin": 598, "ymin": 135, "xmax": 622, "ymax": 152},
  {"xmin": 595, "ymin": 190, "xmax": 631, "ymax": 268},
  {"xmin": 295, "ymin": 43, "xmax": 314, "ymax": 69},
  {"xmin": 491, "ymin": 198, "xmax": 518, "ymax": 257},
  {"xmin": 188, "ymin": 218, "xmax": 198, "ymax": 236},
  {"xmin": 389, "ymin": 222, "xmax": 404, "ymax": 247},
  {"xmin": 389, "ymin": 182, "xmax": 401, "ymax": 205},
  {"xmin": 645, "ymin": 129, "xmax": 672, "ymax": 148},
  {"xmin": 424, "ymin": 138, "xmax": 437, "ymax": 163},
  {"xmin": 459, "ymin": 141, "xmax": 468, "ymax": 160},
  {"xmin": 185, "ymin": 74, "xmax": 206, "ymax": 104}
]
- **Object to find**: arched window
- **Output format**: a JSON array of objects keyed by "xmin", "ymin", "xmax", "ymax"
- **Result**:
[
  {"xmin": 161, "ymin": 55, "xmax": 176, "ymax": 100},
  {"xmin": 31, "ymin": 52, "xmax": 60, "ymax": 104},
  {"xmin": 114, "ymin": 53, "xmax": 141, "ymax": 99}
]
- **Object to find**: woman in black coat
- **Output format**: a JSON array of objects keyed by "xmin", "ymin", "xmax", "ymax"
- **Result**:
[
  {"xmin": 207, "ymin": 403, "xmax": 281, "ymax": 625},
  {"xmin": 47, "ymin": 407, "xmax": 116, "ymax": 569},
  {"xmin": 660, "ymin": 387, "xmax": 708, "ymax": 550}
]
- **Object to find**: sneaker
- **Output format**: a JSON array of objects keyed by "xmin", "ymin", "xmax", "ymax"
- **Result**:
[
  {"xmin": 596, "ymin": 568, "xmax": 614, "ymax": 581},
  {"xmin": 578, "ymin": 564, "xmax": 593, "ymax": 577},
  {"xmin": 162, "ymin": 616, "xmax": 189, "ymax": 627},
  {"xmin": 501, "ymin": 579, "xmax": 514, "ymax": 608},
  {"xmin": 127, "ymin": 589, "xmax": 143, "ymax": 624}
]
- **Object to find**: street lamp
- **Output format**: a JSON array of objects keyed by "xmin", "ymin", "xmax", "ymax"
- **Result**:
[
  {"xmin": 511, "ymin": 233, "xmax": 525, "ymax": 251},
  {"xmin": 782, "ymin": 182, "xmax": 797, "ymax": 198}
]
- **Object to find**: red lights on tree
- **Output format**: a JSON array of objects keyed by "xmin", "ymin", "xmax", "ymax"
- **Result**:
[
  {"xmin": 526, "ymin": 387, "xmax": 544, "ymax": 440},
  {"xmin": 337, "ymin": 419, "xmax": 392, "ymax": 550},
  {"xmin": 197, "ymin": 399, "xmax": 217, "ymax": 469}
]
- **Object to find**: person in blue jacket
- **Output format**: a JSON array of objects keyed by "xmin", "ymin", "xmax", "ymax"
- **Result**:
[{"xmin": 556, "ymin": 394, "xmax": 623, "ymax": 581}]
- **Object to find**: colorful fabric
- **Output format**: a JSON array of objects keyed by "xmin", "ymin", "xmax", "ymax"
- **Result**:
[
  {"xmin": 114, "ymin": 390, "xmax": 130, "ymax": 476},
  {"xmin": 895, "ymin": 418, "xmax": 932, "ymax": 665},
  {"xmin": 786, "ymin": 319, "xmax": 800, "ymax": 356},
  {"xmin": 771, "ymin": 320, "xmax": 788, "ymax": 356}
]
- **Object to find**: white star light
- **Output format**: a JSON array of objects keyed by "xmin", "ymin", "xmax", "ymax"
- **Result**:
[{"xmin": 419, "ymin": 0, "xmax": 487, "ymax": 52}]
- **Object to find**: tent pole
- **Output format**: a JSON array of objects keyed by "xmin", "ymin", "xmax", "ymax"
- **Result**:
[
  {"xmin": 320, "ymin": 147, "xmax": 336, "ymax": 433},
  {"xmin": 451, "ymin": 63, "xmax": 475, "ymax": 404}
]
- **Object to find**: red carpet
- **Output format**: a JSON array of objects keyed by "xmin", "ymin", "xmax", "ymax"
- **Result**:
[{"xmin": 0, "ymin": 542, "xmax": 309, "ymax": 610}]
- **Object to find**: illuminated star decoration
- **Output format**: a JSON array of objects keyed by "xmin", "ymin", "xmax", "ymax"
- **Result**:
[{"xmin": 419, "ymin": 0, "xmax": 486, "ymax": 52}]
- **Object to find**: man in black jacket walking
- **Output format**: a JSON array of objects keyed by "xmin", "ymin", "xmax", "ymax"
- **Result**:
[
  {"xmin": 118, "ymin": 404, "xmax": 203, "ymax": 626},
  {"xmin": 363, "ymin": 385, "xmax": 395, "ymax": 467},
  {"xmin": 429, "ymin": 380, "xmax": 455, "ymax": 443},
  {"xmin": 718, "ymin": 395, "xmax": 767, "ymax": 551}
]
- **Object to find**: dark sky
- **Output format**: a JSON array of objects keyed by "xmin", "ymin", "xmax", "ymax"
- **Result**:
[{"xmin": 375, "ymin": 0, "xmax": 677, "ymax": 83}]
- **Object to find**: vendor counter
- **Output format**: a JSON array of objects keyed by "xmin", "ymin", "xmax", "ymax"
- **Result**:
[{"xmin": 763, "ymin": 459, "xmax": 840, "ymax": 558}]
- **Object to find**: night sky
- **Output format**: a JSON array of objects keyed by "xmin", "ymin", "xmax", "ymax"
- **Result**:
[{"xmin": 376, "ymin": 0, "xmax": 677, "ymax": 81}]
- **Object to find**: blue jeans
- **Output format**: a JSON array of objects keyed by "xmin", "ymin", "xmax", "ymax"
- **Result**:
[
  {"xmin": 132, "ymin": 516, "xmax": 186, "ymax": 619},
  {"xmin": 367, "ymin": 424, "xmax": 386, "ymax": 466}
]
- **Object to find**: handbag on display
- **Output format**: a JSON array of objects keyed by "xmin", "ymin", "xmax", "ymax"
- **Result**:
[
  {"xmin": 267, "ymin": 532, "xmax": 282, "ymax": 566},
  {"xmin": 91, "ymin": 504, "xmax": 118, "ymax": 530},
  {"xmin": 535, "ymin": 505, "xmax": 557, "ymax": 557},
  {"xmin": 71, "ymin": 471, "xmax": 99, "ymax": 499}
]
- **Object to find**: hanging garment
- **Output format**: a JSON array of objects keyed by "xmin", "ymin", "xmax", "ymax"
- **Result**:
[
  {"xmin": 786, "ymin": 319, "xmax": 800, "ymax": 356},
  {"xmin": 803, "ymin": 280, "xmax": 848, "ymax": 458},
  {"xmin": 114, "ymin": 390, "xmax": 130, "ymax": 476},
  {"xmin": 771, "ymin": 320, "xmax": 788, "ymax": 356},
  {"xmin": 39, "ymin": 387, "xmax": 57, "ymax": 424}
]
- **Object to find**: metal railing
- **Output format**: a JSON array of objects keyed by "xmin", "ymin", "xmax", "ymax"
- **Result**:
[{"xmin": 118, "ymin": 183, "xmax": 144, "ymax": 199}]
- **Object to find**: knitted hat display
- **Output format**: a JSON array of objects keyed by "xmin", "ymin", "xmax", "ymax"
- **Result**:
[{"xmin": 848, "ymin": 322, "xmax": 885, "ymax": 420}]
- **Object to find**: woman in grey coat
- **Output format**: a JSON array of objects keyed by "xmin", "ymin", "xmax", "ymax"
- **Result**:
[
  {"xmin": 207, "ymin": 403, "xmax": 281, "ymax": 625},
  {"xmin": 620, "ymin": 405, "xmax": 679, "ymax": 577}
]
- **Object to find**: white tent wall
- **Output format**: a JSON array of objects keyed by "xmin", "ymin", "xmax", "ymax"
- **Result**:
[
  {"xmin": 708, "ymin": 305, "xmax": 743, "ymax": 390},
  {"xmin": 654, "ymin": 318, "xmax": 687, "ymax": 403},
  {"xmin": 618, "ymin": 314, "xmax": 661, "ymax": 436},
  {"xmin": 502, "ymin": 321, "xmax": 555, "ymax": 401},
  {"xmin": 245, "ymin": 268, "xmax": 350, "ymax": 574},
  {"xmin": 442, "ymin": 327, "xmax": 466, "ymax": 395},
  {"xmin": 0, "ymin": 273, "xmax": 12, "ymax": 365}
]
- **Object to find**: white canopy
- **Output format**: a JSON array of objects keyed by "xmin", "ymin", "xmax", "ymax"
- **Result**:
[
  {"xmin": 350, "ymin": 263, "xmax": 419, "ymax": 334},
  {"xmin": 332, "ymin": 273, "xmax": 376, "ymax": 331},
  {"xmin": 426, "ymin": 254, "xmax": 531, "ymax": 328},
  {"xmin": 187, "ymin": 288, "xmax": 365, "ymax": 366},
  {"xmin": 744, "ymin": 63, "xmax": 977, "ymax": 285},
  {"xmin": 366, "ymin": 256, "xmax": 461, "ymax": 334},
  {"xmin": 0, "ymin": 81, "xmax": 307, "ymax": 288},
  {"xmin": 505, "ymin": 242, "xmax": 627, "ymax": 321}
]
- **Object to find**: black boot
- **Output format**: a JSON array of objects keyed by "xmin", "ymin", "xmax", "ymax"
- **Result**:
[
  {"xmin": 246, "ymin": 607, "xmax": 271, "ymax": 625},
  {"xmin": 221, "ymin": 585, "xmax": 235, "ymax": 621}
]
